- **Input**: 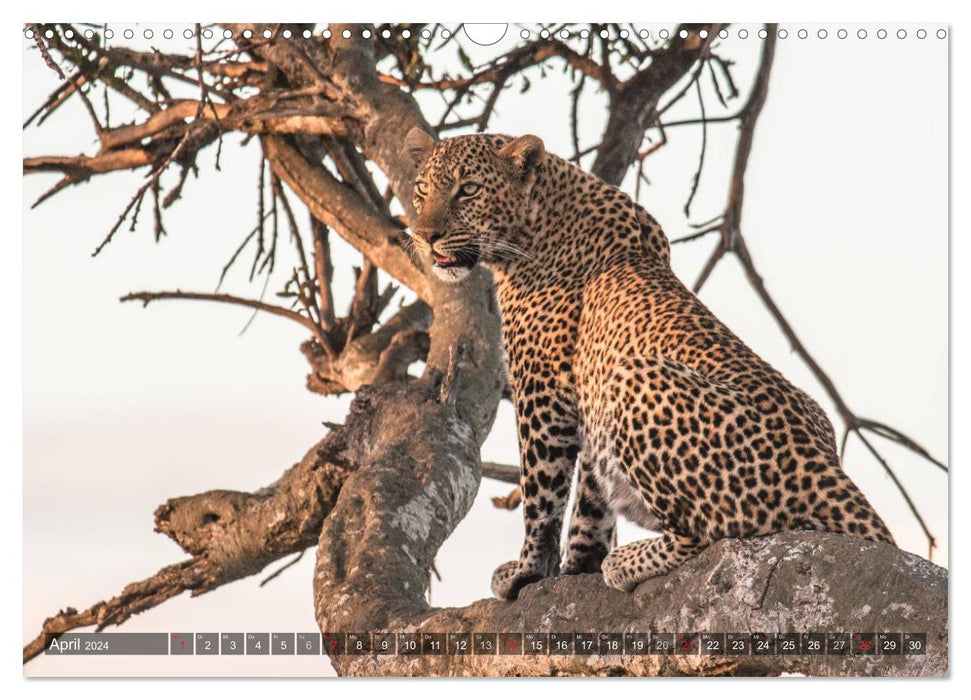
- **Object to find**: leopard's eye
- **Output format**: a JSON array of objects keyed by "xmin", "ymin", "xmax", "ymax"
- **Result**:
[
  {"xmin": 459, "ymin": 182, "xmax": 481, "ymax": 198},
  {"xmin": 415, "ymin": 181, "xmax": 430, "ymax": 197}
]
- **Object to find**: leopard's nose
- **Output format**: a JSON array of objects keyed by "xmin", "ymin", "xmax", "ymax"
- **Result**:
[{"xmin": 414, "ymin": 228, "xmax": 443, "ymax": 245}]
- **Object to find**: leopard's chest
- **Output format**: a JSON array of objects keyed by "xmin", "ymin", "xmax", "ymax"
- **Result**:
[{"xmin": 493, "ymin": 274, "xmax": 583, "ymax": 374}]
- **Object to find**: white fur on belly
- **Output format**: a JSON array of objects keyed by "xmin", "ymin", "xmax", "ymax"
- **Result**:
[{"xmin": 597, "ymin": 459, "xmax": 662, "ymax": 532}]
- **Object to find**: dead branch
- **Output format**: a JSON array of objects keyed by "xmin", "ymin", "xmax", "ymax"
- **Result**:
[
  {"xmin": 119, "ymin": 289, "xmax": 324, "ymax": 341},
  {"xmin": 23, "ymin": 430, "xmax": 350, "ymax": 664}
]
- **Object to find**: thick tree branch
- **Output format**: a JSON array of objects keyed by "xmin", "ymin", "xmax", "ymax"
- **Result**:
[
  {"xmin": 24, "ymin": 431, "xmax": 350, "ymax": 664},
  {"xmin": 320, "ymin": 475, "xmax": 946, "ymax": 677},
  {"xmin": 262, "ymin": 134, "xmax": 432, "ymax": 302}
]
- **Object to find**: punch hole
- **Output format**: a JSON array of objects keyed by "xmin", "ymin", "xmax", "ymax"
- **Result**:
[
  {"xmin": 463, "ymin": 24, "xmax": 506, "ymax": 46},
  {"xmin": 163, "ymin": 29, "xmax": 173, "ymax": 39}
]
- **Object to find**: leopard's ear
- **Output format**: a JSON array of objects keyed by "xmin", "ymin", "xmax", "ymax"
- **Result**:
[
  {"xmin": 404, "ymin": 127, "xmax": 436, "ymax": 167},
  {"xmin": 498, "ymin": 134, "xmax": 545, "ymax": 177}
]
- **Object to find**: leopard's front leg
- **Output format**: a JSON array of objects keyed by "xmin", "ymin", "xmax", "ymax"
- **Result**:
[{"xmin": 491, "ymin": 375, "xmax": 579, "ymax": 601}]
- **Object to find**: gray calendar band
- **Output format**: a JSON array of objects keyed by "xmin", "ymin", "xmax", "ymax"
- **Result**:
[{"xmin": 41, "ymin": 632, "xmax": 927, "ymax": 656}]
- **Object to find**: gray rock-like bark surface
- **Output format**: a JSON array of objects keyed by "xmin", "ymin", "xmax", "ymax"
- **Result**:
[{"xmin": 322, "ymin": 527, "xmax": 946, "ymax": 677}]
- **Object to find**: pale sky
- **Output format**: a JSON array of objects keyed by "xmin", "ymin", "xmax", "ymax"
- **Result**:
[{"xmin": 21, "ymin": 23, "xmax": 948, "ymax": 677}]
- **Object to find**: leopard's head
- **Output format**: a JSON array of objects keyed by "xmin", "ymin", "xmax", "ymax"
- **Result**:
[{"xmin": 403, "ymin": 129, "xmax": 545, "ymax": 283}]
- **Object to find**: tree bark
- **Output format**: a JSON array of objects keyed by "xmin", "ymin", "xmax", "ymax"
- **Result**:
[{"xmin": 320, "ymin": 520, "xmax": 947, "ymax": 677}]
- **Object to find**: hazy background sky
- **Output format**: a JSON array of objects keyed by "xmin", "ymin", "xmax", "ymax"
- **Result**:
[{"xmin": 21, "ymin": 23, "xmax": 948, "ymax": 677}]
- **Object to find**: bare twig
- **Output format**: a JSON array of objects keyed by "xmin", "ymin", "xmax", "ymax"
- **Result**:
[{"xmin": 120, "ymin": 289, "xmax": 324, "ymax": 342}]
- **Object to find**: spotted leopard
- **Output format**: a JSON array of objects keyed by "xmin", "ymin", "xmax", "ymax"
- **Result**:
[{"xmin": 404, "ymin": 128, "xmax": 894, "ymax": 601}]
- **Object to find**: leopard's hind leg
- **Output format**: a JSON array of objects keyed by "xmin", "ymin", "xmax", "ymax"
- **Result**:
[{"xmin": 601, "ymin": 531, "xmax": 705, "ymax": 592}]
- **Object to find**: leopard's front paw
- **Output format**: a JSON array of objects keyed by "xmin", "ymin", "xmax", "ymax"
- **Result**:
[
  {"xmin": 491, "ymin": 560, "xmax": 550, "ymax": 601},
  {"xmin": 600, "ymin": 549, "xmax": 639, "ymax": 593}
]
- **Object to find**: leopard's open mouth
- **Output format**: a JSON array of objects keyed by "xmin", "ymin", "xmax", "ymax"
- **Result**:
[
  {"xmin": 432, "ymin": 245, "xmax": 480, "ymax": 269},
  {"xmin": 432, "ymin": 253, "xmax": 459, "ymax": 267}
]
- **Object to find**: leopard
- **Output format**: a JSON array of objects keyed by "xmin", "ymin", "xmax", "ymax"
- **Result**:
[{"xmin": 403, "ymin": 127, "xmax": 895, "ymax": 601}]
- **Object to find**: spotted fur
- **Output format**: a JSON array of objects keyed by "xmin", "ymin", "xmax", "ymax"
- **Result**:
[{"xmin": 404, "ymin": 129, "xmax": 894, "ymax": 601}]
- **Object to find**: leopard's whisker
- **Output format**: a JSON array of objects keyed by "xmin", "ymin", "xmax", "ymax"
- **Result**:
[{"xmin": 476, "ymin": 237, "xmax": 536, "ymax": 263}]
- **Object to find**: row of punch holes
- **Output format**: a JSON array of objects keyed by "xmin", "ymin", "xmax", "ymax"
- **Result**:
[{"xmin": 24, "ymin": 25, "xmax": 949, "ymax": 44}]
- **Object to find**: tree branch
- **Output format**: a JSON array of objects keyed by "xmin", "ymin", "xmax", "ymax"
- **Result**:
[
  {"xmin": 119, "ymin": 289, "xmax": 324, "ymax": 341},
  {"xmin": 591, "ymin": 24, "xmax": 718, "ymax": 186},
  {"xmin": 262, "ymin": 134, "xmax": 432, "ymax": 303}
]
